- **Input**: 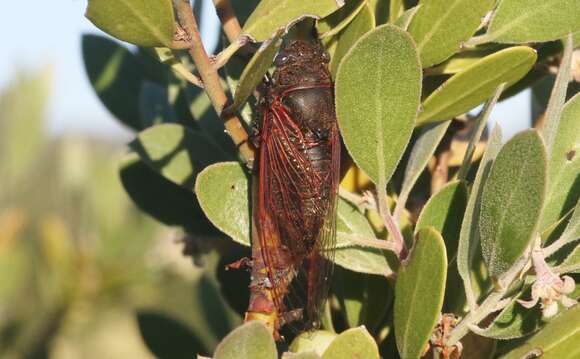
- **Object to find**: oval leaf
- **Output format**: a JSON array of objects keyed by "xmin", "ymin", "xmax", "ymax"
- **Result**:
[
  {"xmin": 479, "ymin": 130, "xmax": 547, "ymax": 277},
  {"xmin": 195, "ymin": 162, "xmax": 250, "ymax": 246},
  {"xmin": 213, "ymin": 321, "xmax": 277, "ymax": 359},
  {"xmin": 418, "ymin": 46, "xmax": 537, "ymax": 124},
  {"xmin": 540, "ymin": 93, "xmax": 580, "ymax": 230},
  {"xmin": 500, "ymin": 305, "xmax": 580, "ymax": 359},
  {"xmin": 85, "ymin": 0, "xmax": 175, "ymax": 47},
  {"xmin": 416, "ymin": 180, "xmax": 468, "ymax": 260},
  {"xmin": 131, "ymin": 124, "xmax": 229, "ymax": 190},
  {"xmin": 457, "ymin": 126, "xmax": 503, "ymax": 309},
  {"xmin": 395, "ymin": 227, "xmax": 447, "ymax": 359},
  {"xmin": 82, "ymin": 34, "xmax": 144, "ymax": 131},
  {"xmin": 289, "ymin": 330, "xmax": 337, "ymax": 356},
  {"xmin": 242, "ymin": 0, "xmax": 344, "ymax": 42},
  {"xmin": 321, "ymin": 327, "xmax": 379, "ymax": 359},
  {"xmin": 333, "ymin": 245, "xmax": 393, "ymax": 277},
  {"xmin": 486, "ymin": 0, "xmax": 580, "ymax": 44},
  {"xmin": 330, "ymin": 3, "xmax": 375, "ymax": 76},
  {"xmin": 408, "ymin": 0, "xmax": 495, "ymax": 68},
  {"xmin": 227, "ymin": 30, "xmax": 284, "ymax": 113},
  {"xmin": 336, "ymin": 24, "xmax": 421, "ymax": 185}
]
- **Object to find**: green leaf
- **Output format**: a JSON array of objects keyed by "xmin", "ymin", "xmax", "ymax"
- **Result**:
[
  {"xmin": 139, "ymin": 81, "xmax": 176, "ymax": 127},
  {"xmin": 394, "ymin": 227, "xmax": 447, "ymax": 359},
  {"xmin": 416, "ymin": 180, "xmax": 468, "ymax": 260},
  {"xmin": 395, "ymin": 120, "xmax": 451, "ymax": 219},
  {"xmin": 418, "ymin": 46, "xmax": 537, "ymax": 124},
  {"xmin": 317, "ymin": 0, "xmax": 366, "ymax": 38},
  {"xmin": 457, "ymin": 126, "xmax": 503, "ymax": 309},
  {"xmin": 333, "ymin": 244, "xmax": 393, "ymax": 277},
  {"xmin": 289, "ymin": 330, "xmax": 337, "ymax": 356},
  {"xmin": 540, "ymin": 93, "xmax": 580, "ymax": 230},
  {"xmin": 227, "ymin": 30, "xmax": 284, "ymax": 114},
  {"xmin": 393, "ymin": 5, "xmax": 421, "ymax": 31},
  {"xmin": 282, "ymin": 352, "xmax": 321, "ymax": 359},
  {"xmin": 559, "ymin": 199, "xmax": 580, "ymax": 251},
  {"xmin": 119, "ymin": 153, "xmax": 215, "ymax": 234},
  {"xmin": 484, "ymin": 0, "xmax": 580, "ymax": 44},
  {"xmin": 479, "ymin": 130, "xmax": 547, "ymax": 277},
  {"xmin": 408, "ymin": 0, "xmax": 495, "ymax": 68},
  {"xmin": 336, "ymin": 199, "xmax": 377, "ymax": 247},
  {"xmin": 136, "ymin": 311, "xmax": 207, "ymax": 359},
  {"xmin": 335, "ymin": 24, "xmax": 421, "ymax": 185},
  {"xmin": 82, "ymin": 34, "xmax": 144, "ymax": 131},
  {"xmin": 131, "ymin": 123, "xmax": 229, "ymax": 189},
  {"xmin": 330, "ymin": 3, "xmax": 375, "ymax": 77},
  {"xmin": 541, "ymin": 35, "xmax": 574, "ymax": 157},
  {"xmin": 557, "ymin": 240, "xmax": 580, "ymax": 274},
  {"xmin": 242, "ymin": 0, "xmax": 344, "ymax": 42},
  {"xmin": 85, "ymin": 0, "xmax": 175, "ymax": 47},
  {"xmin": 321, "ymin": 327, "xmax": 379, "ymax": 359},
  {"xmin": 500, "ymin": 305, "xmax": 580, "ymax": 359},
  {"xmin": 213, "ymin": 321, "xmax": 277, "ymax": 359},
  {"xmin": 195, "ymin": 162, "xmax": 250, "ymax": 247},
  {"xmin": 475, "ymin": 287, "xmax": 544, "ymax": 340}
]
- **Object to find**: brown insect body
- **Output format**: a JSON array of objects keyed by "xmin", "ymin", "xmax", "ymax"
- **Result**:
[{"xmin": 253, "ymin": 39, "xmax": 340, "ymax": 331}]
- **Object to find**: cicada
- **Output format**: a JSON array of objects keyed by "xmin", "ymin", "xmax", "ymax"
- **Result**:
[{"xmin": 248, "ymin": 38, "xmax": 341, "ymax": 334}]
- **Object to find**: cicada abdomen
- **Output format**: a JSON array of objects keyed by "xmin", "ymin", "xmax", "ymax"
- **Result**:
[{"xmin": 248, "ymin": 39, "xmax": 340, "ymax": 334}]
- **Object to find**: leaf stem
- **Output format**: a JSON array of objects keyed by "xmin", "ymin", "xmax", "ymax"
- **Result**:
[
  {"xmin": 377, "ymin": 186, "xmax": 407, "ymax": 259},
  {"xmin": 173, "ymin": 0, "xmax": 254, "ymax": 165},
  {"xmin": 212, "ymin": 0, "xmax": 243, "ymax": 43}
]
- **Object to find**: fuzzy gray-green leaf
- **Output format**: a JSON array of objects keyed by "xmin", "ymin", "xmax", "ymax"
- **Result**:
[
  {"xmin": 195, "ymin": 162, "xmax": 250, "ymax": 246},
  {"xmin": 418, "ymin": 46, "xmax": 536, "ymax": 124},
  {"xmin": 408, "ymin": 0, "xmax": 495, "ymax": 68},
  {"xmin": 214, "ymin": 321, "xmax": 277, "ymax": 359},
  {"xmin": 395, "ymin": 227, "xmax": 447, "ymax": 359},
  {"xmin": 336, "ymin": 24, "xmax": 421, "ymax": 185},
  {"xmin": 86, "ymin": 0, "xmax": 175, "ymax": 47},
  {"xmin": 479, "ymin": 130, "xmax": 547, "ymax": 277},
  {"xmin": 485, "ymin": 0, "xmax": 580, "ymax": 44},
  {"xmin": 457, "ymin": 126, "xmax": 503, "ymax": 309},
  {"xmin": 540, "ymin": 93, "xmax": 580, "ymax": 231},
  {"xmin": 242, "ymin": 0, "xmax": 343, "ymax": 42},
  {"xmin": 322, "ymin": 327, "xmax": 379, "ymax": 359}
]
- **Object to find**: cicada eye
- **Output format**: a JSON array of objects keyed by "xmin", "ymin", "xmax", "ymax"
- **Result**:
[
  {"xmin": 321, "ymin": 51, "xmax": 331, "ymax": 63},
  {"xmin": 274, "ymin": 53, "xmax": 289, "ymax": 66}
]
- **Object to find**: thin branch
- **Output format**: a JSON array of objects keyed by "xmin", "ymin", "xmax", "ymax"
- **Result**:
[
  {"xmin": 376, "ymin": 187, "xmax": 407, "ymax": 259},
  {"xmin": 212, "ymin": 0, "xmax": 243, "ymax": 43},
  {"xmin": 173, "ymin": 0, "xmax": 254, "ymax": 165}
]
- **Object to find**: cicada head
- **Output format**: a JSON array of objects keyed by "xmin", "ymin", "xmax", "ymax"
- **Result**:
[{"xmin": 272, "ymin": 40, "xmax": 332, "ymax": 89}]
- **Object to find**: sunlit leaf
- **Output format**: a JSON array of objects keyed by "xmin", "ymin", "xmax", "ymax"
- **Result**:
[
  {"xmin": 242, "ymin": 0, "xmax": 344, "ymax": 42},
  {"xmin": 394, "ymin": 227, "xmax": 447, "ymax": 359},
  {"xmin": 321, "ymin": 327, "xmax": 379, "ymax": 359},
  {"xmin": 457, "ymin": 126, "xmax": 502, "ymax": 309},
  {"xmin": 336, "ymin": 24, "xmax": 421, "ymax": 185},
  {"xmin": 418, "ymin": 46, "xmax": 536, "ymax": 124},
  {"xmin": 85, "ymin": 0, "xmax": 175, "ymax": 47},
  {"xmin": 408, "ymin": 0, "xmax": 495, "ymax": 67},
  {"xmin": 484, "ymin": 0, "xmax": 580, "ymax": 44},
  {"xmin": 540, "ymin": 93, "xmax": 580, "ymax": 231},
  {"xmin": 289, "ymin": 330, "xmax": 337, "ymax": 356},
  {"xmin": 213, "ymin": 321, "xmax": 277, "ymax": 359},
  {"xmin": 479, "ymin": 130, "xmax": 547, "ymax": 277}
]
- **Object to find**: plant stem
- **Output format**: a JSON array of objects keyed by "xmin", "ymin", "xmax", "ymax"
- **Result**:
[
  {"xmin": 173, "ymin": 0, "xmax": 254, "ymax": 165},
  {"xmin": 446, "ymin": 254, "xmax": 529, "ymax": 346},
  {"xmin": 212, "ymin": 0, "xmax": 243, "ymax": 43},
  {"xmin": 377, "ymin": 186, "xmax": 407, "ymax": 259}
]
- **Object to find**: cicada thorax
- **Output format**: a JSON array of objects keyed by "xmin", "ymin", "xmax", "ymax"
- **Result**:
[{"xmin": 253, "ymin": 39, "xmax": 340, "ymax": 332}]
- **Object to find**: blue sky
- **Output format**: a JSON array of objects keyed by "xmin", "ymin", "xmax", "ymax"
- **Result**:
[{"xmin": 0, "ymin": 1, "xmax": 530, "ymax": 140}]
